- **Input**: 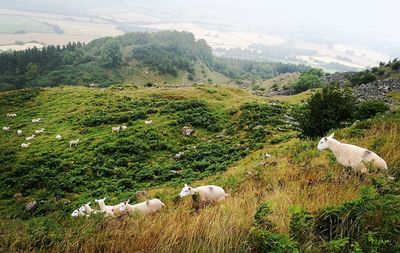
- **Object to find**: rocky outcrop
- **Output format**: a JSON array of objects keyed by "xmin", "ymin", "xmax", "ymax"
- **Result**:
[
  {"xmin": 353, "ymin": 80, "xmax": 400, "ymax": 102},
  {"xmin": 324, "ymin": 72, "xmax": 354, "ymax": 86}
]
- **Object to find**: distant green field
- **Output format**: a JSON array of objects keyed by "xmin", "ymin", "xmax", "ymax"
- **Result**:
[{"xmin": 0, "ymin": 15, "xmax": 54, "ymax": 34}]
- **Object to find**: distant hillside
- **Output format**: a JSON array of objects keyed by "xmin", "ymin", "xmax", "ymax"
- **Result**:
[{"xmin": 0, "ymin": 31, "xmax": 309, "ymax": 91}]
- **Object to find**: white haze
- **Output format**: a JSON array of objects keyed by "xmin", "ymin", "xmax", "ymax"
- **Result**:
[{"xmin": 0, "ymin": 0, "xmax": 399, "ymax": 70}]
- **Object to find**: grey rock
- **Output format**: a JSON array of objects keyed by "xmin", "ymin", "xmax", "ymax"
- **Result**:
[{"xmin": 25, "ymin": 201, "xmax": 37, "ymax": 211}]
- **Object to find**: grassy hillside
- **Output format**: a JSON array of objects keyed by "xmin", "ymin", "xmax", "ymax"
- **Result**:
[{"xmin": 0, "ymin": 85, "xmax": 399, "ymax": 252}]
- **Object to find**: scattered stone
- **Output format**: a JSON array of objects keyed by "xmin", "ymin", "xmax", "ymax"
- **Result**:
[
  {"xmin": 13, "ymin": 193, "xmax": 22, "ymax": 199},
  {"xmin": 173, "ymin": 151, "xmax": 184, "ymax": 159},
  {"xmin": 353, "ymin": 80, "xmax": 400, "ymax": 102},
  {"xmin": 216, "ymin": 129, "xmax": 226, "ymax": 138},
  {"xmin": 252, "ymin": 125, "xmax": 263, "ymax": 130},
  {"xmin": 25, "ymin": 201, "xmax": 37, "ymax": 211},
  {"xmin": 265, "ymin": 153, "xmax": 272, "ymax": 158},
  {"xmin": 181, "ymin": 126, "xmax": 193, "ymax": 136},
  {"xmin": 170, "ymin": 170, "xmax": 183, "ymax": 174}
]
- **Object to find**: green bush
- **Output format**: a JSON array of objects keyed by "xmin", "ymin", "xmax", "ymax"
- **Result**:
[
  {"xmin": 290, "ymin": 68, "xmax": 324, "ymax": 93},
  {"xmin": 356, "ymin": 100, "xmax": 389, "ymax": 120},
  {"xmin": 294, "ymin": 85, "xmax": 357, "ymax": 137},
  {"xmin": 250, "ymin": 228, "xmax": 299, "ymax": 253},
  {"xmin": 250, "ymin": 201, "xmax": 299, "ymax": 253},
  {"xmin": 348, "ymin": 71, "xmax": 377, "ymax": 86},
  {"xmin": 253, "ymin": 202, "xmax": 275, "ymax": 230},
  {"xmin": 289, "ymin": 206, "xmax": 314, "ymax": 244}
]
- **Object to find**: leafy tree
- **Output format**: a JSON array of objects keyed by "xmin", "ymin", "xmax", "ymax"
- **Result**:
[
  {"xmin": 100, "ymin": 39, "xmax": 122, "ymax": 68},
  {"xmin": 291, "ymin": 68, "xmax": 324, "ymax": 93},
  {"xmin": 295, "ymin": 85, "xmax": 357, "ymax": 137}
]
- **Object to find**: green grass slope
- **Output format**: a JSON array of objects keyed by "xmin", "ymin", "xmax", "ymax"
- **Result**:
[{"xmin": 0, "ymin": 85, "xmax": 399, "ymax": 252}]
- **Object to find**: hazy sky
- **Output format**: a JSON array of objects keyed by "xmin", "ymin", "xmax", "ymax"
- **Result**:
[
  {"xmin": 1, "ymin": 0, "xmax": 399, "ymax": 40},
  {"xmin": 167, "ymin": 0, "xmax": 400, "ymax": 39}
]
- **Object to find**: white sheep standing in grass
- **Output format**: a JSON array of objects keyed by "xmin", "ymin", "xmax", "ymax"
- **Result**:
[
  {"xmin": 179, "ymin": 184, "xmax": 228, "ymax": 202},
  {"xmin": 35, "ymin": 128, "xmax": 45, "ymax": 134},
  {"xmin": 69, "ymin": 139, "xmax": 79, "ymax": 148},
  {"xmin": 21, "ymin": 142, "xmax": 31, "ymax": 148},
  {"xmin": 318, "ymin": 133, "xmax": 389, "ymax": 175},
  {"xmin": 119, "ymin": 199, "xmax": 165, "ymax": 215},
  {"xmin": 112, "ymin": 126, "xmax": 121, "ymax": 133},
  {"xmin": 3, "ymin": 126, "xmax": 10, "ymax": 131},
  {"xmin": 26, "ymin": 135, "xmax": 35, "ymax": 141},
  {"xmin": 32, "ymin": 118, "xmax": 41, "ymax": 123},
  {"xmin": 55, "ymin": 134, "xmax": 62, "ymax": 140},
  {"xmin": 17, "ymin": 129, "xmax": 22, "ymax": 136}
]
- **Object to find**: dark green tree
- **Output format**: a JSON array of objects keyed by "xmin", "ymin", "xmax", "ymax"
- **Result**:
[{"xmin": 100, "ymin": 39, "xmax": 122, "ymax": 68}]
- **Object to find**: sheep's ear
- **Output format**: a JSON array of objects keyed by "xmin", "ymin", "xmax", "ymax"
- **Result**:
[
  {"xmin": 324, "ymin": 137, "xmax": 327, "ymax": 141},
  {"xmin": 95, "ymin": 199, "xmax": 99, "ymax": 202},
  {"xmin": 329, "ymin": 133, "xmax": 334, "ymax": 138},
  {"xmin": 86, "ymin": 202, "xmax": 91, "ymax": 205},
  {"xmin": 146, "ymin": 201, "xmax": 150, "ymax": 206},
  {"xmin": 184, "ymin": 183, "xmax": 188, "ymax": 187},
  {"xmin": 126, "ymin": 199, "xmax": 129, "ymax": 204}
]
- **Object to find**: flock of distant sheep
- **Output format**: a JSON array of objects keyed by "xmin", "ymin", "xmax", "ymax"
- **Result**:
[
  {"xmin": 3, "ymin": 111, "xmax": 393, "ymax": 218},
  {"xmin": 2, "ymin": 112, "xmax": 133, "ymax": 149}
]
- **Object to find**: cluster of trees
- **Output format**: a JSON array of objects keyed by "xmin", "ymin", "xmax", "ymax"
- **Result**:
[
  {"xmin": 129, "ymin": 31, "xmax": 212, "ymax": 76},
  {"xmin": 0, "ymin": 42, "xmax": 88, "ymax": 90},
  {"xmin": 213, "ymin": 58, "xmax": 309, "ymax": 81}
]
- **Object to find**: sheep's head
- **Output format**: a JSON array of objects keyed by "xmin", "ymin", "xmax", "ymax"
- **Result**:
[
  {"xmin": 71, "ymin": 210, "xmax": 79, "ymax": 217},
  {"xmin": 95, "ymin": 198, "xmax": 106, "ymax": 203},
  {"xmin": 317, "ymin": 133, "xmax": 334, "ymax": 150},
  {"xmin": 119, "ymin": 201, "xmax": 129, "ymax": 212},
  {"xmin": 179, "ymin": 184, "xmax": 194, "ymax": 198}
]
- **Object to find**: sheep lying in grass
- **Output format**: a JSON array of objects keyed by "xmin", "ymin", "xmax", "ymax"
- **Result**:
[
  {"xmin": 112, "ymin": 126, "xmax": 121, "ymax": 133},
  {"xmin": 3, "ymin": 126, "xmax": 10, "ymax": 131},
  {"xmin": 71, "ymin": 206, "xmax": 86, "ymax": 217},
  {"xmin": 179, "ymin": 184, "xmax": 228, "ymax": 202},
  {"xmin": 69, "ymin": 139, "xmax": 79, "ymax": 148},
  {"xmin": 21, "ymin": 142, "xmax": 31, "ymax": 148},
  {"xmin": 7, "ymin": 113, "xmax": 17, "ymax": 117},
  {"xmin": 121, "ymin": 125, "xmax": 127, "ymax": 130},
  {"xmin": 35, "ymin": 128, "xmax": 45, "ymax": 134},
  {"xmin": 17, "ymin": 129, "xmax": 22, "ymax": 136},
  {"xmin": 26, "ymin": 135, "xmax": 35, "ymax": 141},
  {"xmin": 32, "ymin": 118, "xmax": 41, "ymax": 123},
  {"xmin": 119, "ymin": 199, "xmax": 165, "ymax": 215},
  {"xmin": 94, "ymin": 198, "xmax": 125, "ymax": 216},
  {"xmin": 144, "ymin": 120, "xmax": 153, "ymax": 125},
  {"xmin": 55, "ymin": 134, "xmax": 62, "ymax": 140},
  {"xmin": 318, "ymin": 133, "xmax": 389, "ymax": 175},
  {"xmin": 83, "ymin": 202, "xmax": 94, "ymax": 215}
]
